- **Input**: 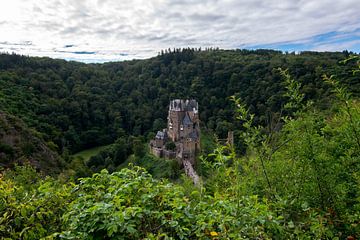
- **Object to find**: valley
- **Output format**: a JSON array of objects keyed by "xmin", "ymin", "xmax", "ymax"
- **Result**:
[{"xmin": 0, "ymin": 50, "xmax": 359, "ymax": 239}]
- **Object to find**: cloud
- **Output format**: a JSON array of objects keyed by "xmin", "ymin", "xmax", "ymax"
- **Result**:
[
  {"xmin": 55, "ymin": 49, "xmax": 96, "ymax": 55},
  {"xmin": 0, "ymin": 41, "xmax": 33, "ymax": 46},
  {"xmin": 0, "ymin": 0, "xmax": 359, "ymax": 62}
]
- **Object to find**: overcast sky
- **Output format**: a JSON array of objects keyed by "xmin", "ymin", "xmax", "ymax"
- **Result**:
[{"xmin": 1, "ymin": 0, "xmax": 360, "ymax": 62}]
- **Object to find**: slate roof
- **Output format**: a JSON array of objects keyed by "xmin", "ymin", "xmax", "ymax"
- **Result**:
[
  {"xmin": 188, "ymin": 131, "xmax": 198, "ymax": 140},
  {"xmin": 182, "ymin": 113, "xmax": 192, "ymax": 126},
  {"xmin": 184, "ymin": 100, "xmax": 198, "ymax": 111},
  {"xmin": 155, "ymin": 130, "xmax": 167, "ymax": 140},
  {"xmin": 170, "ymin": 99, "xmax": 198, "ymax": 112}
]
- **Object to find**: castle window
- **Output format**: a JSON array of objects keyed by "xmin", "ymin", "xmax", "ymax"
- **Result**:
[{"xmin": 180, "ymin": 125, "xmax": 183, "ymax": 131}]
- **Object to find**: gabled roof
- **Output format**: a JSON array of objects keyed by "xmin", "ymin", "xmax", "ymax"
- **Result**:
[
  {"xmin": 182, "ymin": 112, "xmax": 192, "ymax": 126},
  {"xmin": 188, "ymin": 131, "xmax": 199, "ymax": 140},
  {"xmin": 155, "ymin": 130, "xmax": 167, "ymax": 140}
]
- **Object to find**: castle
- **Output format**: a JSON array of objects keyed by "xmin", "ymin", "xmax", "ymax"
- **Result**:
[{"xmin": 150, "ymin": 99, "xmax": 200, "ymax": 164}]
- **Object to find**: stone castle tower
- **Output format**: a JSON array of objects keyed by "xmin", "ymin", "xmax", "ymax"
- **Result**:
[{"xmin": 150, "ymin": 99, "xmax": 200, "ymax": 164}]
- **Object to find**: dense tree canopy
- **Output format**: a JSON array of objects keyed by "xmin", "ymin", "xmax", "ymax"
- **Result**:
[{"xmin": 1, "ymin": 50, "xmax": 358, "ymax": 158}]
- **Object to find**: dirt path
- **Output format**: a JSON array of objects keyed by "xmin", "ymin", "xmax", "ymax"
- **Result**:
[{"xmin": 183, "ymin": 159, "xmax": 200, "ymax": 185}]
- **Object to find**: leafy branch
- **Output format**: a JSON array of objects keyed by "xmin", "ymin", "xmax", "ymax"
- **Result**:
[
  {"xmin": 323, "ymin": 58, "xmax": 360, "ymax": 149},
  {"xmin": 277, "ymin": 68, "xmax": 305, "ymax": 115}
]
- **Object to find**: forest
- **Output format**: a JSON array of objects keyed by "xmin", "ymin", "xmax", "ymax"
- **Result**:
[{"xmin": 0, "ymin": 50, "xmax": 359, "ymax": 239}]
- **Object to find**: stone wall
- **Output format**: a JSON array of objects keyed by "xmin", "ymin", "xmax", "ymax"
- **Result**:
[
  {"xmin": 163, "ymin": 149, "xmax": 176, "ymax": 159},
  {"xmin": 150, "ymin": 147, "xmax": 162, "ymax": 158}
]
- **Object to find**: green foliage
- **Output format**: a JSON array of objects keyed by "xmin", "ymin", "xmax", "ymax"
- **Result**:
[
  {"xmin": 85, "ymin": 137, "xmax": 132, "ymax": 173},
  {"xmin": 199, "ymin": 129, "xmax": 217, "ymax": 155},
  {"xmin": 200, "ymin": 62, "xmax": 360, "ymax": 238},
  {"xmin": 267, "ymin": 101, "xmax": 360, "ymax": 237},
  {"xmin": 278, "ymin": 68, "xmax": 305, "ymax": 113},
  {"xmin": 134, "ymin": 154, "xmax": 181, "ymax": 180},
  {"xmin": 132, "ymin": 137, "xmax": 146, "ymax": 158},
  {"xmin": 0, "ymin": 112, "xmax": 63, "ymax": 174},
  {"xmin": 0, "ymin": 142, "xmax": 14, "ymax": 155},
  {"xmin": 1, "ymin": 51, "xmax": 359, "ymax": 158},
  {"xmin": 0, "ymin": 51, "xmax": 359, "ymax": 239},
  {"xmin": 0, "ymin": 165, "xmax": 73, "ymax": 239},
  {"xmin": 60, "ymin": 167, "xmax": 290, "ymax": 239},
  {"xmin": 340, "ymin": 55, "xmax": 360, "ymax": 75},
  {"xmin": 21, "ymin": 142, "xmax": 36, "ymax": 157},
  {"xmin": 165, "ymin": 141, "xmax": 176, "ymax": 151}
]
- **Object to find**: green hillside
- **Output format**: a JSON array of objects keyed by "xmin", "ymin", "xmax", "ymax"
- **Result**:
[
  {"xmin": 0, "ymin": 111, "xmax": 63, "ymax": 174},
  {"xmin": 1, "ymin": 50, "xmax": 358, "ymax": 158},
  {"xmin": 0, "ymin": 51, "xmax": 359, "ymax": 239}
]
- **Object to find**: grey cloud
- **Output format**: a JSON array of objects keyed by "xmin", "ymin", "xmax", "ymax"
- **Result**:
[
  {"xmin": 70, "ymin": 11, "xmax": 92, "ymax": 20},
  {"xmin": 1, "ymin": 0, "xmax": 360, "ymax": 62},
  {"xmin": 61, "ymin": 26, "xmax": 82, "ymax": 35},
  {"xmin": 33, "ymin": 5, "xmax": 43, "ymax": 13},
  {"xmin": 169, "ymin": 0, "xmax": 219, "ymax": 6},
  {"xmin": 0, "ymin": 41, "xmax": 33, "ymax": 46},
  {"xmin": 164, "ymin": 12, "xmax": 186, "ymax": 21},
  {"xmin": 189, "ymin": 13, "xmax": 226, "ymax": 22},
  {"xmin": 97, "ymin": 0, "xmax": 108, "ymax": 7},
  {"xmin": 38, "ymin": 21, "xmax": 63, "ymax": 32}
]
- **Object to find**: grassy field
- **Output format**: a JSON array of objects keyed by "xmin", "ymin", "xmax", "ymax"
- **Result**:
[{"xmin": 72, "ymin": 145, "xmax": 109, "ymax": 161}]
